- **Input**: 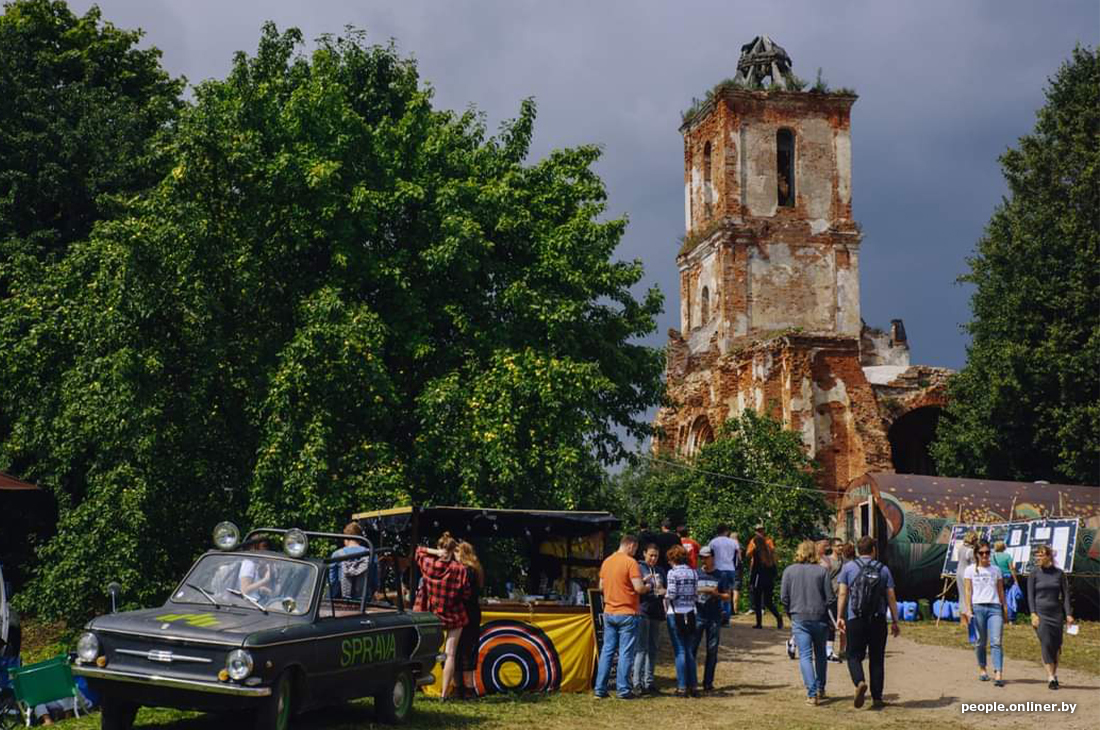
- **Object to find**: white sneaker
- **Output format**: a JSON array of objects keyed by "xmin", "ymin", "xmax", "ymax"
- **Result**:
[{"xmin": 786, "ymin": 638, "xmax": 796, "ymax": 660}]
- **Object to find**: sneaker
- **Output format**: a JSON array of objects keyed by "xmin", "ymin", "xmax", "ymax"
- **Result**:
[
  {"xmin": 674, "ymin": 689, "xmax": 689, "ymax": 698},
  {"xmin": 854, "ymin": 681, "xmax": 868, "ymax": 708},
  {"xmin": 806, "ymin": 696, "xmax": 818, "ymax": 706},
  {"xmin": 593, "ymin": 693, "xmax": 610, "ymax": 700},
  {"xmin": 786, "ymin": 638, "xmax": 796, "ymax": 660},
  {"xmin": 827, "ymin": 653, "xmax": 843, "ymax": 663},
  {"xmin": 618, "ymin": 692, "xmax": 638, "ymax": 700},
  {"xmin": 1048, "ymin": 679, "xmax": 1058, "ymax": 690},
  {"xmin": 818, "ymin": 690, "xmax": 827, "ymax": 700},
  {"xmin": 871, "ymin": 699, "xmax": 886, "ymax": 709},
  {"xmin": 993, "ymin": 679, "xmax": 1005, "ymax": 688},
  {"xmin": 644, "ymin": 686, "xmax": 661, "ymax": 695}
]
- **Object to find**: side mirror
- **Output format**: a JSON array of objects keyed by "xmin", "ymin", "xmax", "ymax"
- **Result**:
[
  {"xmin": 107, "ymin": 582, "xmax": 122, "ymax": 613},
  {"xmin": 281, "ymin": 598, "xmax": 297, "ymax": 614}
]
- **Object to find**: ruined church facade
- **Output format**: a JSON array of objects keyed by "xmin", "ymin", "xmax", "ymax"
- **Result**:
[{"xmin": 652, "ymin": 37, "xmax": 951, "ymax": 497}]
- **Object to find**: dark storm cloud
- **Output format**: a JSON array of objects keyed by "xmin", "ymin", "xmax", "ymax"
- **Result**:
[{"xmin": 66, "ymin": 0, "xmax": 1099, "ymax": 373}]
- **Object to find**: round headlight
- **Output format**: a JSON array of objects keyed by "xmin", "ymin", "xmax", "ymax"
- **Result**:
[
  {"xmin": 213, "ymin": 521, "xmax": 241, "ymax": 551},
  {"xmin": 226, "ymin": 649, "xmax": 254, "ymax": 681},
  {"xmin": 284, "ymin": 528, "xmax": 308, "ymax": 558},
  {"xmin": 77, "ymin": 632, "xmax": 99, "ymax": 663}
]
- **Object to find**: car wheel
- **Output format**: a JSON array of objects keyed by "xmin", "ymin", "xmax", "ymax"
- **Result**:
[
  {"xmin": 255, "ymin": 672, "xmax": 293, "ymax": 730},
  {"xmin": 100, "ymin": 696, "xmax": 138, "ymax": 730},
  {"xmin": 374, "ymin": 669, "xmax": 414, "ymax": 724}
]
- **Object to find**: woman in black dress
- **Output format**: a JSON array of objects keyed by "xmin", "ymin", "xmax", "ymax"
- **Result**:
[
  {"xmin": 456, "ymin": 541, "xmax": 485, "ymax": 698},
  {"xmin": 1027, "ymin": 545, "xmax": 1075, "ymax": 689}
]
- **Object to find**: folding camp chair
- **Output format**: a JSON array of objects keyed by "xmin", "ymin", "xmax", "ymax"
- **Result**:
[
  {"xmin": 0, "ymin": 656, "xmax": 21, "ymax": 730},
  {"xmin": 9, "ymin": 655, "xmax": 81, "ymax": 727}
]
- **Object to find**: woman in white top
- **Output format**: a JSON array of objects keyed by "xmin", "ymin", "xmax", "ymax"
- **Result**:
[{"xmin": 962, "ymin": 541, "xmax": 1007, "ymax": 686}]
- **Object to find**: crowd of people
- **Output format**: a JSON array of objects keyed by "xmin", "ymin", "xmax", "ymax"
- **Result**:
[
  {"xmin": 595, "ymin": 522, "xmax": 789, "ymax": 699},
  {"xmin": 594, "ymin": 523, "xmax": 1079, "ymax": 706},
  {"xmin": 341, "ymin": 517, "xmax": 1078, "ymax": 706}
]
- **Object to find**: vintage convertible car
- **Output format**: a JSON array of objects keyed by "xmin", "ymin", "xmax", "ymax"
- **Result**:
[{"xmin": 73, "ymin": 524, "xmax": 443, "ymax": 729}]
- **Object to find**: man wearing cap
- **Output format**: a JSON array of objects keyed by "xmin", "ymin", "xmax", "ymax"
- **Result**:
[{"xmin": 693, "ymin": 546, "xmax": 732, "ymax": 692}]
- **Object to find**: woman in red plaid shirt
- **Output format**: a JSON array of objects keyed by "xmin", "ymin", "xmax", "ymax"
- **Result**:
[{"xmin": 415, "ymin": 532, "xmax": 471, "ymax": 699}]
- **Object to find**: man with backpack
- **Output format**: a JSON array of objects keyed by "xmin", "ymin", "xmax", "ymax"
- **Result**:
[{"xmin": 836, "ymin": 536, "xmax": 900, "ymax": 709}]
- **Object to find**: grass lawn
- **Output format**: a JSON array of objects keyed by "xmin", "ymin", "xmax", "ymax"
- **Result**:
[
  {"xmin": 16, "ymin": 617, "xmax": 998, "ymax": 730},
  {"xmin": 900, "ymin": 618, "xmax": 1099, "ymax": 676}
]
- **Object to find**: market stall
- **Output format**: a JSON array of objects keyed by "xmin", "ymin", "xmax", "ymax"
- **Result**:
[{"xmin": 352, "ymin": 506, "xmax": 619, "ymax": 694}]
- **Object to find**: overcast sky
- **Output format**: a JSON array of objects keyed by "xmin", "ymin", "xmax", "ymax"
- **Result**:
[{"xmin": 68, "ymin": 0, "xmax": 1098, "ymax": 373}]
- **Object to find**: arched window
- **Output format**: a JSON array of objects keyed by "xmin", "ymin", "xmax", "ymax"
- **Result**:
[
  {"xmin": 703, "ymin": 141, "xmax": 713, "ymax": 218},
  {"xmin": 777, "ymin": 129, "xmax": 795, "ymax": 207},
  {"xmin": 700, "ymin": 286, "xmax": 710, "ymax": 325}
]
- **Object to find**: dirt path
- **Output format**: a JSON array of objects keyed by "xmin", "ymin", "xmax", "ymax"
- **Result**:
[{"xmin": 714, "ymin": 615, "xmax": 1098, "ymax": 729}]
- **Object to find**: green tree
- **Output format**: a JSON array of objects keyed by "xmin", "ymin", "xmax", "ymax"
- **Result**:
[
  {"xmin": 0, "ymin": 24, "xmax": 663, "ymax": 623},
  {"xmin": 0, "ymin": 0, "xmax": 183, "ymax": 275},
  {"xmin": 613, "ymin": 410, "xmax": 830, "ymax": 545},
  {"xmin": 931, "ymin": 47, "xmax": 1099, "ymax": 485}
]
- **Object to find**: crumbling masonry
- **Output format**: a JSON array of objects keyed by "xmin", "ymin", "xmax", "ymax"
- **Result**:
[{"xmin": 653, "ymin": 37, "xmax": 952, "ymax": 497}]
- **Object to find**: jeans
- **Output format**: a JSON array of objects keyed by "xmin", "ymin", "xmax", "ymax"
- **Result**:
[
  {"xmin": 845, "ymin": 615, "xmax": 887, "ymax": 700},
  {"xmin": 972, "ymin": 603, "xmax": 1004, "ymax": 673},
  {"xmin": 631, "ymin": 617, "xmax": 661, "ymax": 690},
  {"xmin": 666, "ymin": 614, "xmax": 698, "ymax": 690},
  {"xmin": 718, "ymin": 569, "xmax": 738, "ymax": 620},
  {"xmin": 594, "ymin": 613, "xmax": 638, "ymax": 697},
  {"xmin": 792, "ymin": 619, "xmax": 828, "ymax": 698},
  {"xmin": 691, "ymin": 617, "xmax": 721, "ymax": 688}
]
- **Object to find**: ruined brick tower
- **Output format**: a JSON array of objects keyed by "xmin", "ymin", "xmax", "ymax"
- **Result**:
[{"xmin": 653, "ymin": 37, "xmax": 951, "ymax": 497}]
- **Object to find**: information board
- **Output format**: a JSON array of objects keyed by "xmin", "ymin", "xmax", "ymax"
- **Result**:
[{"xmin": 940, "ymin": 518, "xmax": 1079, "ymax": 576}]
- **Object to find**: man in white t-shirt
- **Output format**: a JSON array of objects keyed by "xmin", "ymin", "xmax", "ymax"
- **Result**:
[{"xmin": 708, "ymin": 524, "xmax": 739, "ymax": 624}]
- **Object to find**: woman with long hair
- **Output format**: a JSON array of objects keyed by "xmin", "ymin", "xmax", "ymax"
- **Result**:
[
  {"xmin": 747, "ymin": 529, "xmax": 782, "ymax": 629},
  {"xmin": 1027, "ymin": 545, "xmax": 1074, "ymax": 689},
  {"xmin": 962, "ymin": 540, "xmax": 1007, "ymax": 686},
  {"xmin": 455, "ymin": 541, "xmax": 485, "ymax": 698},
  {"xmin": 414, "ymin": 532, "xmax": 471, "ymax": 699}
]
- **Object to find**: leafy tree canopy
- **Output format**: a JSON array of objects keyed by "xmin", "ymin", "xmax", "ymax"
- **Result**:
[
  {"xmin": 0, "ymin": 23, "xmax": 663, "ymax": 622},
  {"xmin": 611, "ymin": 410, "xmax": 830, "ymax": 548},
  {"xmin": 0, "ymin": 0, "xmax": 183, "ymax": 277},
  {"xmin": 931, "ymin": 47, "xmax": 1099, "ymax": 485}
]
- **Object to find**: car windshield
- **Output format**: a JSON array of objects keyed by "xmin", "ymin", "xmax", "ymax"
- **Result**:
[{"xmin": 171, "ymin": 553, "xmax": 316, "ymax": 615}]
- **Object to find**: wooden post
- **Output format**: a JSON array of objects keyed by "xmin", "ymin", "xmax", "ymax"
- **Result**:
[{"xmin": 1008, "ymin": 496, "xmax": 1018, "ymax": 521}]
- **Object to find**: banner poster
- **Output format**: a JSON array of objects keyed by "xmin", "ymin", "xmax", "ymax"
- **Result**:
[
  {"xmin": 423, "ymin": 609, "xmax": 597, "ymax": 696},
  {"xmin": 941, "ymin": 518, "xmax": 1080, "ymax": 576}
]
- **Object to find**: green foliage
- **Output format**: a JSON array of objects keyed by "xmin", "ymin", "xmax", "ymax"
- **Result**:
[
  {"xmin": 611, "ymin": 410, "xmax": 830, "ymax": 547},
  {"xmin": 1, "ymin": 23, "xmax": 664, "ymax": 624},
  {"xmin": 681, "ymin": 69, "xmax": 851, "ymax": 126},
  {"xmin": 0, "ymin": 0, "xmax": 183, "ymax": 278},
  {"xmin": 931, "ymin": 47, "xmax": 1099, "ymax": 485}
]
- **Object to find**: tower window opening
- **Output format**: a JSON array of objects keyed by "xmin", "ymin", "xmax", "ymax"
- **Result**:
[
  {"xmin": 703, "ymin": 142, "xmax": 713, "ymax": 218},
  {"xmin": 701, "ymin": 286, "xmax": 710, "ymax": 324},
  {"xmin": 777, "ymin": 129, "xmax": 795, "ymax": 207}
]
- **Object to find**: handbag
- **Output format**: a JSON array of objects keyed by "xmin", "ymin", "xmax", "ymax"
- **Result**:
[{"xmin": 673, "ymin": 609, "xmax": 697, "ymax": 637}]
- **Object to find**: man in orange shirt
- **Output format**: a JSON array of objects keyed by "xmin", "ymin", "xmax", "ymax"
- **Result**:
[{"xmin": 595, "ymin": 534, "xmax": 649, "ymax": 699}]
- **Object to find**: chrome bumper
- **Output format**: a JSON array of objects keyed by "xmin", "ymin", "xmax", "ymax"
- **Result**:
[{"xmin": 72, "ymin": 665, "xmax": 271, "ymax": 697}]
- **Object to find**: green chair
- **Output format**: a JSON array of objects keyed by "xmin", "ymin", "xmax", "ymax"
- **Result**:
[{"xmin": 9, "ymin": 655, "xmax": 81, "ymax": 727}]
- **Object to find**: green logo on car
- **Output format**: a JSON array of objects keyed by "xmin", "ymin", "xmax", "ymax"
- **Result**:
[
  {"xmin": 340, "ymin": 633, "xmax": 396, "ymax": 667},
  {"xmin": 154, "ymin": 612, "xmax": 220, "ymax": 628}
]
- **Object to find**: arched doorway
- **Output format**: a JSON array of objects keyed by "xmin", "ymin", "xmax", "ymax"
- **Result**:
[
  {"xmin": 685, "ymin": 415, "xmax": 714, "ymax": 457},
  {"xmin": 888, "ymin": 406, "xmax": 942, "ymax": 475}
]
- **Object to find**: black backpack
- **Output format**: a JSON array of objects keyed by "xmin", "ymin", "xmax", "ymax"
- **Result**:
[{"xmin": 850, "ymin": 559, "xmax": 885, "ymax": 619}]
